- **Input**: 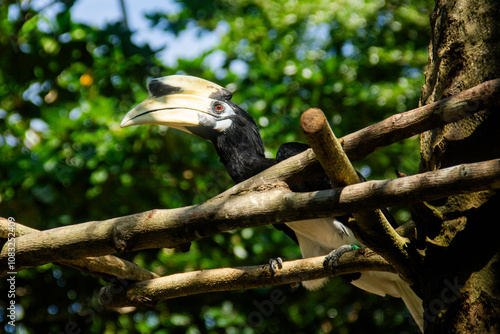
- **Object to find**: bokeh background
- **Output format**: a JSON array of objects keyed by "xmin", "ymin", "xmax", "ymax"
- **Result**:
[{"xmin": 1, "ymin": 0, "xmax": 433, "ymax": 333}]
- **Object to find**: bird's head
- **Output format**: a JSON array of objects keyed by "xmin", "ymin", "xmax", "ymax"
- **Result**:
[
  {"xmin": 121, "ymin": 75, "xmax": 269, "ymax": 182},
  {"xmin": 120, "ymin": 75, "xmax": 258, "ymax": 143}
]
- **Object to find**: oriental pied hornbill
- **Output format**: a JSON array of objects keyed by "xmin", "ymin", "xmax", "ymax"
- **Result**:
[{"xmin": 121, "ymin": 75, "xmax": 424, "ymax": 331}]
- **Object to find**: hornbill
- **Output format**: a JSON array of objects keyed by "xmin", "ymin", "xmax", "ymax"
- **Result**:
[{"xmin": 121, "ymin": 75, "xmax": 424, "ymax": 331}]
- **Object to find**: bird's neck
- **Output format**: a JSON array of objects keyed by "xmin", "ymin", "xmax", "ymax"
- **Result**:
[{"xmin": 213, "ymin": 133, "xmax": 275, "ymax": 183}]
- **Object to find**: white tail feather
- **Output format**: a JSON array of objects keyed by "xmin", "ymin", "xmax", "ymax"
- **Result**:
[
  {"xmin": 399, "ymin": 282, "xmax": 424, "ymax": 333},
  {"xmin": 289, "ymin": 219, "xmax": 424, "ymax": 332}
]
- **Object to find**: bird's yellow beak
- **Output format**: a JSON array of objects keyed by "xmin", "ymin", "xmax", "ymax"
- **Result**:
[
  {"xmin": 120, "ymin": 75, "xmax": 232, "ymax": 133},
  {"xmin": 120, "ymin": 94, "xmax": 210, "ymax": 129}
]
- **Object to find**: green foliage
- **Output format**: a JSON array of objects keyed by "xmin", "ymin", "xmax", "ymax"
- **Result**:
[{"xmin": 1, "ymin": 0, "xmax": 432, "ymax": 333}]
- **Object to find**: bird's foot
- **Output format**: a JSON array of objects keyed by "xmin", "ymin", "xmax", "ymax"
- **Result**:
[
  {"xmin": 269, "ymin": 257, "xmax": 284, "ymax": 276},
  {"xmin": 289, "ymin": 282, "xmax": 300, "ymax": 292},
  {"xmin": 323, "ymin": 245, "xmax": 359, "ymax": 273}
]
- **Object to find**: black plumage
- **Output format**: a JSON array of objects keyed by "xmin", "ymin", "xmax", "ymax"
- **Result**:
[
  {"xmin": 120, "ymin": 75, "xmax": 424, "ymax": 331},
  {"xmin": 210, "ymin": 101, "xmax": 276, "ymax": 183}
]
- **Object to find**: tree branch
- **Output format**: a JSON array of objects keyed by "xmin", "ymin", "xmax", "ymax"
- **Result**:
[
  {"xmin": 2, "ymin": 80, "xmax": 499, "ymax": 277},
  {"xmin": 0, "ymin": 218, "xmax": 158, "ymax": 281},
  {"xmin": 2, "ymin": 159, "xmax": 499, "ymax": 276},
  {"xmin": 300, "ymin": 108, "xmax": 420, "ymax": 284},
  {"xmin": 102, "ymin": 222, "xmax": 417, "ymax": 307},
  {"xmin": 342, "ymin": 78, "xmax": 500, "ymax": 161},
  {"xmin": 99, "ymin": 248, "xmax": 394, "ymax": 308},
  {"xmin": 254, "ymin": 78, "xmax": 500, "ymax": 189}
]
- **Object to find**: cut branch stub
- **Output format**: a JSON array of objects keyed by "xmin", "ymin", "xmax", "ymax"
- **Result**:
[
  {"xmin": 301, "ymin": 108, "xmax": 361, "ymax": 186},
  {"xmin": 300, "ymin": 107, "xmax": 420, "ymax": 284}
]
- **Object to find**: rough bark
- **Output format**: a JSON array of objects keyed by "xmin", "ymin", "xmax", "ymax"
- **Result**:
[
  {"xmin": 218, "ymin": 79, "xmax": 500, "ymax": 194},
  {"xmin": 417, "ymin": 0, "xmax": 500, "ymax": 332},
  {"xmin": 100, "ymin": 249, "xmax": 394, "ymax": 308},
  {"xmin": 0, "ymin": 218, "xmax": 159, "ymax": 281},
  {"xmin": 301, "ymin": 108, "xmax": 418, "ymax": 284},
  {"xmin": 2, "ymin": 158, "xmax": 499, "ymax": 275}
]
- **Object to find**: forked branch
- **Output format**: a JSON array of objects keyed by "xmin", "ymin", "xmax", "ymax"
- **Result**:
[
  {"xmin": 1, "ymin": 158, "xmax": 499, "ymax": 276},
  {"xmin": 100, "ymin": 248, "xmax": 393, "ymax": 308},
  {"xmin": 301, "ymin": 108, "xmax": 420, "ymax": 284},
  {"xmin": 0, "ymin": 218, "xmax": 158, "ymax": 281}
]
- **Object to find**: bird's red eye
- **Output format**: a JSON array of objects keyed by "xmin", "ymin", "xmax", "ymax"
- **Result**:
[{"xmin": 214, "ymin": 104, "xmax": 224, "ymax": 112}]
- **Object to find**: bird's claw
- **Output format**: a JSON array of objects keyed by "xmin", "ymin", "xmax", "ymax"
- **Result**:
[
  {"xmin": 269, "ymin": 257, "xmax": 284, "ymax": 276},
  {"xmin": 323, "ymin": 245, "xmax": 359, "ymax": 273}
]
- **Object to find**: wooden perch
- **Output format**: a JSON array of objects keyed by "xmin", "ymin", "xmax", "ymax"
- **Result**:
[
  {"xmin": 2, "ymin": 158, "xmax": 499, "ymax": 276},
  {"xmin": 301, "ymin": 108, "xmax": 419, "ymax": 283},
  {"xmin": 0, "ymin": 218, "xmax": 158, "ymax": 281},
  {"xmin": 1, "ymin": 79, "xmax": 499, "ymax": 277},
  {"xmin": 100, "ymin": 248, "xmax": 394, "ymax": 308},
  {"xmin": 341, "ymin": 78, "xmax": 500, "ymax": 161},
  {"xmin": 262, "ymin": 78, "xmax": 500, "ymax": 189},
  {"xmin": 100, "ymin": 221, "xmax": 416, "ymax": 307}
]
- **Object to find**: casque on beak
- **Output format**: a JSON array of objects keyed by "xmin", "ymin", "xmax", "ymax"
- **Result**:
[{"xmin": 120, "ymin": 75, "xmax": 232, "ymax": 133}]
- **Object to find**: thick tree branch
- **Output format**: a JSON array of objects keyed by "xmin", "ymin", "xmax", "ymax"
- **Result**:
[
  {"xmin": 300, "ymin": 108, "xmax": 420, "ymax": 284},
  {"xmin": 342, "ymin": 78, "xmax": 500, "ymax": 161},
  {"xmin": 102, "ymin": 222, "xmax": 416, "ymax": 307},
  {"xmin": 99, "ymin": 248, "xmax": 394, "ymax": 308},
  {"xmin": 242, "ymin": 78, "xmax": 500, "ymax": 190},
  {"xmin": 1, "ymin": 159, "xmax": 499, "ymax": 276},
  {"xmin": 2, "ymin": 82, "xmax": 498, "ymax": 277},
  {"xmin": 0, "ymin": 218, "xmax": 159, "ymax": 281}
]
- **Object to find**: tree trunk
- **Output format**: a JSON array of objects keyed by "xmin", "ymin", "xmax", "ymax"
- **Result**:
[{"xmin": 417, "ymin": 0, "xmax": 500, "ymax": 332}]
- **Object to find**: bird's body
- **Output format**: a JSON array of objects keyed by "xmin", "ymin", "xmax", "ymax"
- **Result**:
[{"xmin": 121, "ymin": 75, "xmax": 424, "ymax": 332}]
